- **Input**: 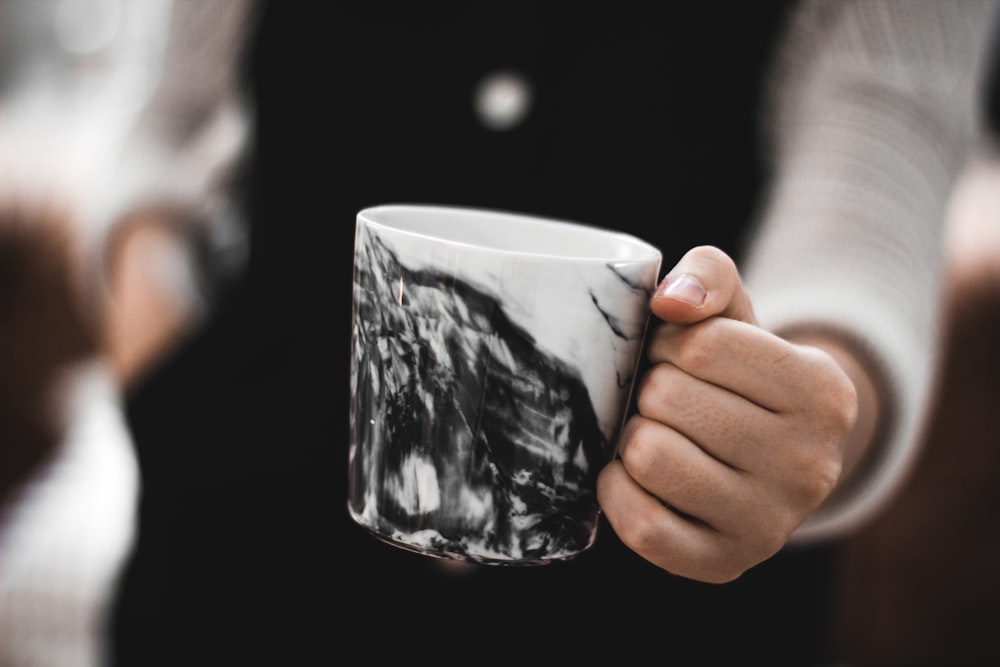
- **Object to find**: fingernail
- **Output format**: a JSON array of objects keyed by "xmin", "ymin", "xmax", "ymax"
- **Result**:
[{"xmin": 657, "ymin": 274, "xmax": 706, "ymax": 306}]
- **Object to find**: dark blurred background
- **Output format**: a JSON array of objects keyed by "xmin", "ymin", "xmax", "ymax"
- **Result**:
[{"xmin": 108, "ymin": 2, "xmax": 863, "ymax": 664}]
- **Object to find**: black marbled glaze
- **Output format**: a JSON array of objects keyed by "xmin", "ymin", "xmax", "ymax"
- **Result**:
[{"xmin": 348, "ymin": 224, "xmax": 615, "ymax": 564}]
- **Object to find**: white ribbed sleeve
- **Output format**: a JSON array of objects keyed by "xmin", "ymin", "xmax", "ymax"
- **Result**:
[{"xmin": 742, "ymin": 0, "xmax": 1000, "ymax": 541}]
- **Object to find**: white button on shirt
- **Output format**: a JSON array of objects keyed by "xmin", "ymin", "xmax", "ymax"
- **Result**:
[{"xmin": 473, "ymin": 69, "xmax": 533, "ymax": 131}]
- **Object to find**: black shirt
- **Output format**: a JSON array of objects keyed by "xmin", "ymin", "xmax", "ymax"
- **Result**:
[{"xmin": 112, "ymin": 3, "xmax": 837, "ymax": 665}]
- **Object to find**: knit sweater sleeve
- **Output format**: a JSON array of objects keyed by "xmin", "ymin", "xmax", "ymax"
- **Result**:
[{"xmin": 741, "ymin": 0, "xmax": 1000, "ymax": 542}]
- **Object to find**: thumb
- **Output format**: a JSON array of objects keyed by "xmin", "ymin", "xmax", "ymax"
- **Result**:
[{"xmin": 650, "ymin": 245, "xmax": 756, "ymax": 325}]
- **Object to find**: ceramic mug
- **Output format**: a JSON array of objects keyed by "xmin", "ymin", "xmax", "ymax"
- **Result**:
[{"xmin": 348, "ymin": 204, "xmax": 662, "ymax": 565}]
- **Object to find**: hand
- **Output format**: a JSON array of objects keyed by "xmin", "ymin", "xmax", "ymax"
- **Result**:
[
  {"xmin": 597, "ymin": 246, "xmax": 866, "ymax": 583},
  {"xmin": 103, "ymin": 210, "xmax": 207, "ymax": 386}
]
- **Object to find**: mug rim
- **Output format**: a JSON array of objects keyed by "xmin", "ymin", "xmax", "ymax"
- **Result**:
[{"xmin": 357, "ymin": 203, "xmax": 661, "ymax": 263}]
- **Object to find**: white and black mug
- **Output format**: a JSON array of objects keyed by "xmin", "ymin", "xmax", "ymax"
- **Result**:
[{"xmin": 348, "ymin": 204, "xmax": 662, "ymax": 565}]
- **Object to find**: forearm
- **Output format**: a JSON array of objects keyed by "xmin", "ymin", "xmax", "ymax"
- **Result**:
[{"xmin": 743, "ymin": 0, "xmax": 999, "ymax": 540}]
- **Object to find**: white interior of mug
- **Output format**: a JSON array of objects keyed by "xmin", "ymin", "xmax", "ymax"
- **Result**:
[{"xmin": 358, "ymin": 204, "xmax": 660, "ymax": 262}]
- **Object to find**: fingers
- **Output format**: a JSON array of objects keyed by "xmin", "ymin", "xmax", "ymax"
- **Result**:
[
  {"xmin": 598, "ymin": 458, "xmax": 730, "ymax": 583},
  {"xmin": 645, "ymin": 317, "xmax": 825, "ymax": 413},
  {"xmin": 631, "ymin": 352, "xmax": 844, "ymax": 512},
  {"xmin": 602, "ymin": 244, "xmax": 858, "ymax": 583},
  {"xmin": 641, "ymin": 317, "xmax": 854, "ymax": 493},
  {"xmin": 635, "ymin": 362, "xmax": 778, "ymax": 474},
  {"xmin": 611, "ymin": 415, "xmax": 753, "ymax": 527},
  {"xmin": 650, "ymin": 245, "xmax": 756, "ymax": 325},
  {"xmin": 597, "ymin": 249, "xmax": 860, "ymax": 581},
  {"xmin": 597, "ymin": 457, "xmax": 781, "ymax": 584},
  {"xmin": 599, "ymin": 412, "xmax": 804, "ymax": 583}
]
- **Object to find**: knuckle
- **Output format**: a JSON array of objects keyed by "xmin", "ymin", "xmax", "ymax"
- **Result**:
[
  {"xmin": 615, "ymin": 509, "xmax": 661, "ymax": 557},
  {"xmin": 828, "ymin": 379, "xmax": 859, "ymax": 435},
  {"xmin": 634, "ymin": 366, "xmax": 662, "ymax": 412},
  {"xmin": 691, "ymin": 245, "xmax": 737, "ymax": 275},
  {"xmin": 793, "ymin": 452, "xmax": 843, "ymax": 508},
  {"xmin": 617, "ymin": 422, "xmax": 660, "ymax": 477},
  {"xmin": 760, "ymin": 511, "xmax": 799, "ymax": 555},
  {"xmin": 732, "ymin": 506, "xmax": 795, "ymax": 566},
  {"xmin": 808, "ymin": 351, "xmax": 860, "ymax": 436},
  {"xmin": 673, "ymin": 322, "xmax": 720, "ymax": 375},
  {"xmin": 635, "ymin": 364, "xmax": 677, "ymax": 417},
  {"xmin": 699, "ymin": 551, "xmax": 749, "ymax": 585},
  {"xmin": 814, "ymin": 455, "xmax": 844, "ymax": 497}
]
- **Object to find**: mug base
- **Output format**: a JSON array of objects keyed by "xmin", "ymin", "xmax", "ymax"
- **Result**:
[{"xmin": 357, "ymin": 523, "xmax": 590, "ymax": 567}]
